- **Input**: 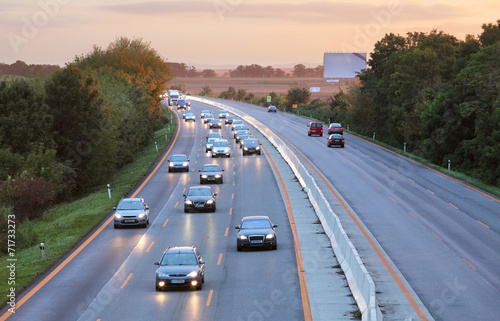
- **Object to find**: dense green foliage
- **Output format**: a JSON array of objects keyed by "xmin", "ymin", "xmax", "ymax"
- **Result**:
[{"xmin": 0, "ymin": 37, "xmax": 173, "ymax": 231}]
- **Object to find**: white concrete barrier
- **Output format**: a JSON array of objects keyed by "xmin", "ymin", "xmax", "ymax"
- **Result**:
[{"xmin": 190, "ymin": 97, "xmax": 379, "ymax": 321}]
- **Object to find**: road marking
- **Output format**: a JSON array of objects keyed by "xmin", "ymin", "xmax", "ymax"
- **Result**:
[
  {"xmin": 351, "ymin": 166, "xmax": 356, "ymax": 170},
  {"xmin": 206, "ymin": 290, "xmax": 214, "ymax": 306},
  {"xmin": 224, "ymin": 227, "xmax": 228, "ymax": 236},
  {"xmin": 197, "ymin": 154, "xmax": 199, "ymax": 157},
  {"xmin": 233, "ymin": 171, "xmax": 235, "ymax": 175},
  {"xmin": 363, "ymin": 175, "xmax": 368, "ymax": 180},
  {"xmin": 392, "ymin": 169, "xmax": 398, "ymax": 173},
  {"xmin": 432, "ymin": 232, "xmax": 442, "ymax": 241},
  {"xmin": 409, "ymin": 212, "xmax": 417, "ymax": 220},
  {"xmin": 232, "ymin": 193, "xmax": 234, "ymax": 199},
  {"xmin": 477, "ymin": 220, "xmax": 490, "ymax": 228},
  {"xmin": 408, "ymin": 178, "xmax": 415, "ymax": 183},
  {"xmin": 174, "ymin": 201, "xmax": 179, "ymax": 208},
  {"xmin": 188, "ymin": 177, "xmax": 191, "ymax": 182},
  {"xmin": 182, "ymin": 188, "xmax": 186, "ymax": 194},
  {"xmin": 375, "ymin": 185, "xmax": 381, "ymax": 190},
  {"xmin": 146, "ymin": 242, "xmax": 154, "ymax": 253},
  {"xmin": 121, "ymin": 273, "xmax": 133, "ymax": 289},
  {"xmin": 260, "ymin": 144, "xmax": 313, "ymax": 321},
  {"xmin": 356, "ymin": 149, "xmax": 360, "ymax": 152},
  {"xmin": 163, "ymin": 218, "xmax": 169, "ymax": 227},
  {"xmin": 233, "ymin": 163, "xmax": 235, "ymax": 167},
  {"xmin": 390, "ymin": 197, "xmax": 398, "ymax": 203},
  {"xmin": 276, "ymin": 132, "xmax": 429, "ymax": 321},
  {"xmin": 449, "ymin": 203, "xmax": 458, "ymax": 209},
  {"xmin": 379, "ymin": 161, "xmax": 384, "ymax": 165},
  {"xmin": 462, "ymin": 258, "xmax": 477, "ymax": 271},
  {"xmin": 217, "ymin": 253, "xmax": 223, "ymax": 265},
  {"xmin": 192, "ymin": 168, "xmax": 194, "ymax": 172},
  {"xmin": 233, "ymin": 181, "xmax": 235, "ymax": 186},
  {"xmin": 229, "ymin": 208, "xmax": 232, "ymax": 215},
  {"xmin": 427, "ymin": 189, "xmax": 435, "ymax": 195},
  {"xmin": 341, "ymin": 159, "xmax": 346, "ymax": 164},
  {"xmin": 195, "ymin": 161, "xmax": 197, "ymax": 164},
  {"xmin": 367, "ymin": 155, "xmax": 372, "ymax": 158}
]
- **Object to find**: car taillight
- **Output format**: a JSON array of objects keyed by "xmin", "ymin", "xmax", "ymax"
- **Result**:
[
  {"xmin": 340, "ymin": 127, "xmax": 343, "ymax": 130},
  {"xmin": 341, "ymin": 139, "xmax": 344, "ymax": 142}
]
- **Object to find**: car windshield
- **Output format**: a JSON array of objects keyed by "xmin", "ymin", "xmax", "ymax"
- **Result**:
[
  {"xmin": 171, "ymin": 155, "xmax": 186, "ymax": 162},
  {"xmin": 237, "ymin": 131, "xmax": 250, "ymax": 136},
  {"xmin": 206, "ymin": 114, "xmax": 213, "ymax": 118},
  {"xmin": 213, "ymin": 141, "xmax": 228, "ymax": 147},
  {"xmin": 207, "ymin": 138, "xmax": 216, "ymax": 144},
  {"xmin": 178, "ymin": 100, "xmax": 185, "ymax": 104},
  {"xmin": 117, "ymin": 200, "xmax": 143, "ymax": 210},
  {"xmin": 233, "ymin": 121, "xmax": 243, "ymax": 125},
  {"xmin": 245, "ymin": 139, "xmax": 258, "ymax": 146},
  {"xmin": 241, "ymin": 219, "xmax": 271, "ymax": 229},
  {"xmin": 202, "ymin": 165, "xmax": 220, "ymax": 172},
  {"xmin": 161, "ymin": 253, "xmax": 197, "ymax": 266},
  {"xmin": 228, "ymin": 116, "xmax": 235, "ymax": 120},
  {"xmin": 187, "ymin": 188, "xmax": 212, "ymax": 196},
  {"xmin": 211, "ymin": 119, "xmax": 219, "ymax": 123}
]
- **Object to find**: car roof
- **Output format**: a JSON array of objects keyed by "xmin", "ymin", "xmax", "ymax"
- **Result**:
[
  {"xmin": 120, "ymin": 197, "xmax": 143, "ymax": 202},
  {"xmin": 329, "ymin": 134, "xmax": 344, "ymax": 137},
  {"xmin": 202, "ymin": 164, "xmax": 221, "ymax": 169},
  {"xmin": 171, "ymin": 154, "xmax": 187, "ymax": 158},
  {"xmin": 329, "ymin": 123, "xmax": 342, "ymax": 126},
  {"xmin": 189, "ymin": 185, "xmax": 213, "ymax": 190},
  {"xmin": 163, "ymin": 246, "xmax": 197, "ymax": 254},
  {"xmin": 242, "ymin": 215, "xmax": 270, "ymax": 221}
]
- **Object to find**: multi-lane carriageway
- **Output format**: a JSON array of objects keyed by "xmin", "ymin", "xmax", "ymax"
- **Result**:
[{"xmin": 2, "ymin": 97, "xmax": 500, "ymax": 321}]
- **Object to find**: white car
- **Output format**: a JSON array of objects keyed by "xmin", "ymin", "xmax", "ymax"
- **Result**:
[
  {"xmin": 184, "ymin": 112, "xmax": 196, "ymax": 122},
  {"xmin": 212, "ymin": 139, "xmax": 231, "ymax": 158}
]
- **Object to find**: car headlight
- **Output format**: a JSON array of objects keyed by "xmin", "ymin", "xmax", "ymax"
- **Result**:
[
  {"xmin": 138, "ymin": 213, "xmax": 146, "ymax": 219},
  {"xmin": 183, "ymin": 162, "xmax": 189, "ymax": 166},
  {"xmin": 206, "ymin": 199, "xmax": 214, "ymax": 204},
  {"xmin": 266, "ymin": 234, "xmax": 275, "ymax": 239},
  {"xmin": 256, "ymin": 146, "xmax": 260, "ymax": 150},
  {"xmin": 185, "ymin": 200, "xmax": 193, "ymax": 205},
  {"xmin": 244, "ymin": 147, "xmax": 248, "ymax": 151},
  {"xmin": 239, "ymin": 235, "xmax": 247, "ymax": 240},
  {"xmin": 114, "ymin": 213, "xmax": 122, "ymax": 219},
  {"xmin": 201, "ymin": 175, "xmax": 208, "ymax": 178},
  {"xmin": 169, "ymin": 163, "xmax": 174, "ymax": 167},
  {"xmin": 215, "ymin": 174, "xmax": 221, "ymax": 178},
  {"xmin": 187, "ymin": 271, "xmax": 198, "ymax": 278}
]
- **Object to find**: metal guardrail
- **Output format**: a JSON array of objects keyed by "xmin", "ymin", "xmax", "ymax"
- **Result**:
[{"xmin": 190, "ymin": 97, "xmax": 379, "ymax": 321}]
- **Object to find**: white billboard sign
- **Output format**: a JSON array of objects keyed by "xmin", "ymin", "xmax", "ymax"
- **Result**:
[
  {"xmin": 310, "ymin": 87, "xmax": 320, "ymax": 93},
  {"xmin": 323, "ymin": 53, "xmax": 366, "ymax": 78}
]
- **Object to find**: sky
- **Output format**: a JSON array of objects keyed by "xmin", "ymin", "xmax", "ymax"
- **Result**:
[{"xmin": 1, "ymin": 0, "xmax": 499, "ymax": 68}]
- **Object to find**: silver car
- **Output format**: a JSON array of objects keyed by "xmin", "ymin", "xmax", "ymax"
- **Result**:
[
  {"xmin": 212, "ymin": 139, "xmax": 231, "ymax": 158},
  {"xmin": 113, "ymin": 198, "xmax": 149, "ymax": 228},
  {"xmin": 168, "ymin": 154, "xmax": 190, "ymax": 172},
  {"xmin": 206, "ymin": 138, "xmax": 217, "ymax": 152},
  {"xmin": 184, "ymin": 112, "xmax": 196, "ymax": 122}
]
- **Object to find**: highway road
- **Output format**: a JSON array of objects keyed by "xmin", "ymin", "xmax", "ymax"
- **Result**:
[
  {"xmin": 1, "ymin": 103, "xmax": 305, "ymax": 321},
  {"xmin": 204, "ymin": 98, "xmax": 500, "ymax": 321}
]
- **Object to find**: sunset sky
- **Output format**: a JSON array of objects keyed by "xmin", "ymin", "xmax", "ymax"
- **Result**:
[{"xmin": 1, "ymin": 0, "xmax": 499, "ymax": 68}]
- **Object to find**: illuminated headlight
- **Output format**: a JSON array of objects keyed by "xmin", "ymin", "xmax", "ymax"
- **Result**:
[
  {"xmin": 244, "ymin": 147, "xmax": 248, "ymax": 151},
  {"xmin": 169, "ymin": 163, "xmax": 174, "ymax": 167},
  {"xmin": 138, "ymin": 213, "xmax": 146, "ymax": 219},
  {"xmin": 187, "ymin": 271, "xmax": 198, "ymax": 277},
  {"xmin": 215, "ymin": 174, "xmax": 221, "ymax": 178},
  {"xmin": 182, "ymin": 162, "xmax": 189, "ymax": 166},
  {"xmin": 158, "ymin": 281, "xmax": 165, "ymax": 287},
  {"xmin": 185, "ymin": 200, "xmax": 193, "ymax": 205},
  {"xmin": 201, "ymin": 175, "xmax": 208, "ymax": 178},
  {"xmin": 239, "ymin": 235, "xmax": 247, "ymax": 240},
  {"xmin": 266, "ymin": 234, "xmax": 275, "ymax": 240},
  {"xmin": 206, "ymin": 200, "xmax": 214, "ymax": 204},
  {"xmin": 114, "ymin": 213, "xmax": 122, "ymax": 219},
  {"xmin": 157, "ymin": 272, "xmax": 169, "ymax": 278},
  {"xmin": 256, "ymin": 146, "xmax": 260, "ymax": 150}
]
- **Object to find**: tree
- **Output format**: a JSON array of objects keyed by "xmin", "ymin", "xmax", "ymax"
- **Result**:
[
  {"xmin": 292, "ymin": 64, "xmax": 307, "ymax": 77},
  {"xmin": 286, "ymin": 83, "xmax": 311, "ymax": 106},
  {"xmin": 236, "ymin": 88, "xmax": 247, "ymax": 101},
  {"xmin": 202, "ymin": 69, "xmax": 217, "ymax": 78},
  {"xmin": 479, "ymin": 20, "xmax": 500, "ymax": 47},
  {"xmin": 200, "ymin": 85, "xmax": 213, "ymax": 96}
]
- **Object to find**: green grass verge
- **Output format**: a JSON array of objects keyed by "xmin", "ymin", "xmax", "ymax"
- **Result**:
[{"xmin": 0, "ymin": 107, "xmax": 176, "ymax": 307}]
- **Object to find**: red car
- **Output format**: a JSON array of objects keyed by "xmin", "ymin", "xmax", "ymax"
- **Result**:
[{"xmin": 307, "ymin": 122, "xmax": 323, "ymax": 136}]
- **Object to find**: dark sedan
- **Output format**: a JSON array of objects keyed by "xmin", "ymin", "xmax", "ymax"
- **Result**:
[
  {"xmin": 235, "ymin": 216, "xmax": 277, "ymax": 251},
  {"xmin": 199, "ymin": 164, "xmax": 224, "ymax": 184},
  {"xmin": 327, "ymin": 123, "xmax": 343, "ymax": 135},
  {"xmin": 235, "ymin": 130, "xmax": 251, "ymax": 142},
  {"xmin": 168, "ymin": 154, "xmax": 190, "ymax": 172},
  {"xmin": 327, "ymin": 134, "xmax": 345, "ymax": 148},
  {"xmin": 225, "ymin": 115, "xmax": 236, "ymax": 124},
  {"xmin": 154, "ymin": 246, "xmax": 205, "ymax": 291},
  {"xmin": 242, "ymin": 139, "xmax": 261, "ymax": 155},
  {"xmin": 238, "ymin": 135, "xmax": 254, "ymax": 148},
  {"xmin": 183, "ymin": 186, "xmax": 217, "ymax": 213}
]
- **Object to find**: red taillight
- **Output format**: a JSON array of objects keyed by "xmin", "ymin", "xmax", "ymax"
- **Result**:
[
  {"xmin": 340, "ymin": 127, "xmax": 343, "ymax": 130},
  {"xmin": 341, "ymin": 139, "xmax": 345, "ymax": 142}
]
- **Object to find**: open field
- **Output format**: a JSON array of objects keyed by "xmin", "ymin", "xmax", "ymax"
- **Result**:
[{"xmin": 169, "ymin": 76, "xmax": 358, "ymax": 100}]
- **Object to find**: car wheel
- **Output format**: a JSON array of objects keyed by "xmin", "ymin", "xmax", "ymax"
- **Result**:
[
  {"xmin": 200, "ymin": 179, "xmax": 204, "ymax": 184},
  {"xmin": 196, "ymin": 283, "xmax": 202, "ymax": 290},
  {"xmin": 156, "ymin": 285, "xmax": 161, "ymax": 291},
  {"xmin": 212, "ymin": 204, "xmax": 216, "ymax": 212},
  {"xmin": 202, "ymin": 275, "xmax": 205, "ymax": 284},
  {"xmin": 220, "ymin": 177, "xmax": 223, "ymax": 184},
  {"xmin": 184, "ymin": 207, "xmax": 189, "ymax": 213},
  {"xmin": 320, "ymin": 133, "xmax": 323, "ymax": 137},
  {"xmin": 168, "ymin": 168, "xmax": 172, "ymax": 173},
  {"xmin": 272, "ymin": 242, "xmax": 277, "ymax": 250},
  {"xmin": 258, "ymin": 151, "xmax": 261, "ymax": 155},
  {"xmin": 114, "ymin": 223, "xmax": 119, "ymax": 229},
  {"xmin": 237, "ymin": 244, "xmax": 243, "ymax": 251},
  {"xmin": 308, "ymin": 133, "xmax": 311, "ymax": 136},
  {"xmin": 242, "ymin": 151, "xmax": 246, "ymax": 156}
]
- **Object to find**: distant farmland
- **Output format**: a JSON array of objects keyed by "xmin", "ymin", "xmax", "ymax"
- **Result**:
[{"xmin": 169, "ymin": 76, "xmax": 357, "ymax": 100}]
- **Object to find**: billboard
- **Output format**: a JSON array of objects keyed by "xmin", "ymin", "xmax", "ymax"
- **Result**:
[{"xmin": 323, "ymin": 53, "xmax": 366, "ymax": 78}]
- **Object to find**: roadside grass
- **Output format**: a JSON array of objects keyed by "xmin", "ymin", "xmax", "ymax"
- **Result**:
[
  {"xmin": 278, "ymin": 107, "xmax": 500, "ymax": 198},
  {"xmin": 0, "ymin": 107, "xmax": 176, "ymax": 307}
]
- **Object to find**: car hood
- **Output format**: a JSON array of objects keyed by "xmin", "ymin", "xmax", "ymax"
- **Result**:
[
  {"xmin": 186, "ymin": 195, "xmax": 213, "ymax": 202},
  {"xmin": 156, "ymin": 265, "xmax": 199, "ymax": 274},
  {"xmin": 115, "ymin": 209, "xmax": 144, "ymax": 216},
  {"xmin": 238, "ymin": 228, "xmax": 274, "ymax": 236},
  {"xmin": 200, "ymin": 171, "xmax": 221, "ymax": 176}
]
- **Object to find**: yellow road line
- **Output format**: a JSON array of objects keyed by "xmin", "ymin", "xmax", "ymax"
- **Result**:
[
  {"xmin": 224, "ymin": 227, "xmax": 229, "ymax": 236},
  {"xmin": 217, "ymin": 253, "xmax": 223, "ymax": 265},
  {"xmin": 432, "ymin": 232, "xmax": 442, "ymax": 241},
  {"xmin": 477, "ymin": 220, "xmax": 490, "ymax": 228},
  {"xmin": 174, "ymin": 201, "xmax": 179, "ymax": 208},
  {"xmin": 206, "ymin": 290, "xmax": 214, "ymax": 306},
  {"xmin": 120, "ymin": 273, "xmax": 133, "ymax": 289},
  {"xmin": 163, "ymin": 218, "xmax": 169, "ymax": 227},
  {"xmin": 462, "ymin": 258, "xmax": 477, "ymax": 271},
  {"xmin": 146, "ymin": 242, "xmax": 154, "ymax": 253},
  {"xmin": 229, "ymin": 208, "xmax": 232, "ymax": 215},
  {"xmin": 409, "ymin": 212, "xmax": 418, "ymax": 220}
]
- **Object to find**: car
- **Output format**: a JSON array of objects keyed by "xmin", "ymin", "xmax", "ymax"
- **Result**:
[
  {"xmin": 242, "ymin": 138, "xmax": 261, "ymax": 155},
  {"xmin": 232, "ymin": 125, "xmax": 246, "ymax": 134},
  {"xmin": 184, "ymin": 112, "xmax": 196, "ymax": 122},
  {"xmin": 183, "ymin": 186, "xmax": 217, "ymax": 212},
  {"xmin": 177, "ymin": 99, "xmax": 187, "ymax": 110},
  {"xmin": 235, "ymin": 216, "xmax": 277, "ymax": 251},
  {"xmin": 199, "ymin": 164, "xmax": 224, "ymax": 184},
  {"xmin": 327, "ymin": 123, "xmax": 343, "ymax": 135},
  {"xmin": 219, "ymin": 110, "xmax": 229, "ymax": 118},
  {"xmin": 231, "ymin": 120, "xmax": 244, "ymax": 130},
  {"xmin": 268, "ymin": 105, "xmax": 277, "ymax": 112},
  {"xmin": 200, "ymin": 110, "xmax": 210, "ymax": 118},
  {"xmin": 225, "ymin": 115, "xmax": 236, "ymax": 124},
  {"xmin": 186, "ymin": 100, "xmax": 191, "ymax": 107},
  {"xmin": 235, "ymin": 130, "xmax": 251, "ymax": 142},
  {"xmin": 238, "ymin": 135, "xmax": 254, "ymax": 148},
  {"xmin": 212, "ymin": 139, "xmax": 231, "ymax": 158},
  {"xmin": 206, "ymin": 132, "xmax": 222, "ymax": 142},
  {"xmin": 186, "ymin": 92, "xmax": 191, "ymax": 95},
  {"xmin": 154, "ymin": 246, "xmax": 205, "ymax": 291},
  {"xmin": 206, "ymin": 138, "xmax": 217, "ymax": 152},
  {"xmin": 168, "ymin": 154, "xmax": 190, "ymax": 172},
  {"xmin": 113, "ymin": 198, "xmax": 149, "ymax": 228},
  {"xmin": 307, "ymin": 122, "xmax": 323, "ymax": 136},
  {"xmin": 209, "ymin": 118, "xmax": 222, "ymax": 129},
  {"xmin": 204, "ymin": 114, "xmax": 214, "ymax": 124},
  {"xmin": 327, "ymin": 134, "xmax": 345, "ymax": 148}
]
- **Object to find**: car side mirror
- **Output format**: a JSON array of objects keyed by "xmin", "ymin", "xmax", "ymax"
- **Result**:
[
  {"xmin": 221, "ymin": 169, "xmax": 224, "ymax": 171},
  {"xmin": 183, "ymin": 194, "xmax": 186, "ymax": 198},
  {"xmin": 113, "ymin": 207, "xmax": 116, "ymax": 211},
  {"xmin": 145, "ymin": 207, "xmax": 149, "ymax": 210},
  {"xmin": 167, "ymin": 160, "xmax": 170, "ymax": 163},
  {"xmin": 235, "ymin": 226, "xmax": 240, "ymax": 230},
  {"xmin": 199, "ymin": 170, "xmax": 201, "ymax": 172},
  {"xmin": 199, "ymin": 260, "xmax": 205, "ymax": 265},
  {"xmin": 273, "ymin": 225, "xmax": 278, "ymax": 228},
  {"xmin": 213, "ymin": 193, "xmax": 217, "ymax": 197},
  {"xmin": 154, "ymin": 261, "xmax": 159, "ymax": 265},
  {"xmin": 307, "ymin": 124, "xmax": 310, "ymax": 127}
]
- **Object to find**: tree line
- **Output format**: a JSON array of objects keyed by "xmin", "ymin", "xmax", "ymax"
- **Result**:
[
  {"xmin": 0, "ymin": 61, "xmax": 60, "ymax": 77},
  {"xmin": 0, "ymin": 37, "xmax": 173, "ymax": 235}
]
